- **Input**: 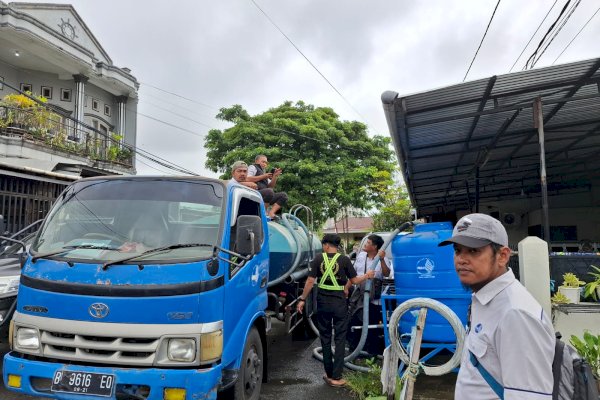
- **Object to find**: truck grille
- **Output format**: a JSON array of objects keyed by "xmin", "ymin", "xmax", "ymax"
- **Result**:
[{"xmin": 40, "ymin": 330, "xmax": 159, "ymax": 366}]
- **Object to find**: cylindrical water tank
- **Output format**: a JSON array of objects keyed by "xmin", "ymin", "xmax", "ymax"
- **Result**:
[
  {"xmin": 267, "ymin": 220, "xmax": 320, "ymax": 284},
  {"xmin": 392, "ymin": 222, "xmax": 470, "ymax": 342}
]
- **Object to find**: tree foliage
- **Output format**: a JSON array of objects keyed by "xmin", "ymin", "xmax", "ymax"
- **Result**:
[
  {"xmin": 204, "ymin": 101, "xmax": 395, "ymax": 226},
  {"xmin": 371, "ymin": 183, "xmax": 413, "ymax": 232}
]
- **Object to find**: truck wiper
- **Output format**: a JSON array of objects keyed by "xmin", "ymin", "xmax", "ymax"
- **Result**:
[
  {"xmin": 31, "ymin": 244, "xmax": 122, "ymax": 263},
  {"xmin": 102, "ymin": 243, "xmax": 214, "ymax": 270}
]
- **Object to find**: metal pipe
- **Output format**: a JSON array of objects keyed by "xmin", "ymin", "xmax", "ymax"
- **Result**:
[
  {"xmin": 267, "ymin": 213, "xmax": 303, "ymax": 287},
  {"xmin": 284, "ymin": 267, "xmax": 310, "ymax": 284},
  {"xmin": 534, "ymin": 97, "xmax": 551, "ymax": 248}
]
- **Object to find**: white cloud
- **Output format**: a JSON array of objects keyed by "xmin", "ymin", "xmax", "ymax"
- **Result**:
[{"xmin": 33, "ymin": 0, "xmax": 599, "ymax": 176}]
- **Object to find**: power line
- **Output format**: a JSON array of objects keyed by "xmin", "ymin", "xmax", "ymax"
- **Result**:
[
  {"xmin": 508, "ymin": 0, "xmax": 558, "ymax": 72},
  {"xmin": 249, "ymin": 0, "xmax": 376, "ymax": 131},
  {"xmin": 139, "ymin": 99, "xmax": 216, "ymax": 130},
  {"xmin": 139, "ymin": 82, "xmax": 217, "ymax": 111},
  {"xmin": 140, "ymin": 90, "xmax": 218, "ymax": 119},
  {"xmin": 463, "ymin": 0, "xmax": 501, "ymax": 82},
  {"xmin": 552, "ymin": 4, "xmax": 600, "ymax": 65},
  {"xmin": 136, "ymin": 156, "xmax": 178, "ymax": 175},
  {"xmin": 137, "ymin": 111, "xmax": 210, "ymax": 138},
  {"xmin": 0, "ymin": 79, "xmax": 199, "ymax": 176},
  {"xmin": 528, "ymin": 0, "xmax": 581, "ymax": 68},
  {"xmin": 523, "ymin": 0, "xmax": 579, "ymax": 69}
]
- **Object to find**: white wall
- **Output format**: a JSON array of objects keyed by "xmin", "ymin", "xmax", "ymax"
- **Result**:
[{"xmin": 456, "ymin": 182, "xmax": 600, "ymax": 244}]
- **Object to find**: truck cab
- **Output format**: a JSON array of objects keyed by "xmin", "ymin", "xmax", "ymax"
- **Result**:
[{"xmin": 3, "ymin": 176, "xmax": 269, "ymax": 400}]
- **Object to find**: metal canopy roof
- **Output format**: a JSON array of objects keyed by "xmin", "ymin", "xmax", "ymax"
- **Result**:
[{"xmin": 382, "ymin": 57, "xmax": 600, "ymax": 217}]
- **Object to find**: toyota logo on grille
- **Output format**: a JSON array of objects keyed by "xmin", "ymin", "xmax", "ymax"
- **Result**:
[{"xmin": 88, "ymin": 303, "xmax": 110, "ymax": 319}]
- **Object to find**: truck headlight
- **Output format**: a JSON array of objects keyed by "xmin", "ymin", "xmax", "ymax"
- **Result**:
[
  {"xmin": 0, "ymin": 275, "xmax": 20, "ymax": 295},
  {"xmin": 167, "ymin": 338, "xmax": 196, "ymax": 362},
  {"xmin": 16, "ymin": 327, "xmax": 40, "ymax": 350}
]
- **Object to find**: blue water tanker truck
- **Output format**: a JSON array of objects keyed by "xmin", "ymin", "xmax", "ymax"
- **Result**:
[{"xmin": 2, "ymin": 176, "xmax": 320, "ymax": 400}]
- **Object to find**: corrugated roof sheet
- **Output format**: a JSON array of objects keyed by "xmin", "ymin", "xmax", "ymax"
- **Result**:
[{"xmin": 382, "ymin": 58, "xmax": 600, "ymax": 216}]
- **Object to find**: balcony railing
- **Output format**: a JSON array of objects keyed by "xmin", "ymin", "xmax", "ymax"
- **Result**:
[{"xmin": 0, "ymin": 105, "xmax": 133, "ymax": 167}]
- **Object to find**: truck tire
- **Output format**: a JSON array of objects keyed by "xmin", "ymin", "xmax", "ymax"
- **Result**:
[{"xmin": 234, "ymin": 327, "xmax": 263, "ymax": 400}]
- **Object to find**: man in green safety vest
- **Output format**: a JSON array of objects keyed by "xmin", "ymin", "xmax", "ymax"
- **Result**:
[{"xmin": 297, "ymin": 233, "xmax": 375, "ymax": 387}]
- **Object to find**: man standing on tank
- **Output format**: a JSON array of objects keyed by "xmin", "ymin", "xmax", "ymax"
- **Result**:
[
  {"xmin": 439, "ymin": 213, "xmax": 554, "ymax": 399},
  {"xmin": 297, "ymin": 233, "xmax": 375, "ymax": 387}
]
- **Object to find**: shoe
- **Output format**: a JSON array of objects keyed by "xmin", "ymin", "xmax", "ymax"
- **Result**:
[
  {"xmin": 269, "ymin": 215, "xmax": 280, "ymax": 221},
  {"xmin": 326, "ymin": 378, "xmax": 346, "ymax": 388}
]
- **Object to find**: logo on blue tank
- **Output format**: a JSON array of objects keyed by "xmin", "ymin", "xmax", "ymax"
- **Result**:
[
  {"xmin": 88, "ymin": 303, "xmax": 110, "ymax": 319},
  {"xmin": 416, "ymin": 258, "xmax": 435, "ymax": 278}
]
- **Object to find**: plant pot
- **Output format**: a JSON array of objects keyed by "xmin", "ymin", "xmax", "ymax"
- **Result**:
[{"xmin": 558, "ymin": 286, "xmax": 580, "ymax": 304}]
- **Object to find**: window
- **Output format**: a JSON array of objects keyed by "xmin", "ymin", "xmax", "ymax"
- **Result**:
[
  {"xmin": 41, "ymin": 86, "xmax": 52, "ymax": 99},
  {"xmin": 20, "ymin": 83, "xmax": 32, "ymax": 93},
  {"xmin": 104, "ymin": 104, "xmax": 111, "ymax": 117},
  {"xmin": 229, "ymin": 191, "xmax": 263, "ymax": 277},
  {"xmin": 92, "ymin": 99, "xmax": 99, "ymax": 111},
  {"xmin": 61, "ymin": 88, "xmax": 72, "ymax": 102}
]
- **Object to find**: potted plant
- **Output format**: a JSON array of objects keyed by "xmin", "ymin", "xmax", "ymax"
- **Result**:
[
  {"xmin": 551, "ymin": 291, "xmax": 570, "ymax": 305},
  {"xmin": 583, "ymin": 265, "xmax": 600, "ymax": 302},
  {"xmin": 558, "ymin": 273, "xmax": 585, "ymax": 304},
  {"xmin": 570, "ymin": 331, "xmax": 600, "ymax": 391}
]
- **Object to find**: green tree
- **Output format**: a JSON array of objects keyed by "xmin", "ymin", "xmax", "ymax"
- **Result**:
[
  {"xmin": 204, "ymin": 101, "xmax": 395, "ymax": 226},
  {"xmin": 371, "ymin": 184, "xmax": 413, "ymax": 231}
]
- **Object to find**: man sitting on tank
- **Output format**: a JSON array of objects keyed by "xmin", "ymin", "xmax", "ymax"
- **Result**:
[
  {"xmin": 346, "ymin": 234, "xmax": 393, "ymax": 355},
  {"xmin": 229, "ymin": 161, "xmax": 259, "ymax": 190},
  {"xmin": 245, "ymin": 155, "xmax": 288, "ymax": 220}
]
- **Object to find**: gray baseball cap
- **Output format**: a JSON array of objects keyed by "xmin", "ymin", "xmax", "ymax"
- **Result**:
[
  {"xmin": 438, "ymin": 213, "xmax": 508, "ymax": 248},
  {"xmin": 231, "ymin": 160, "xmax": 248, "ymax": 171}
]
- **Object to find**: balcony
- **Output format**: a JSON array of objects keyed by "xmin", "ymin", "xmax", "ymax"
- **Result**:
[{"xmin": 0, "ymin": 95, "xmax": 133, "ymax": 168}]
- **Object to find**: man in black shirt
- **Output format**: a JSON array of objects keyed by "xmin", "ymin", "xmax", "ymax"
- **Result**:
[{"xmin": 297, "ymin": 233, "xmax": 375, "ymax": 387}]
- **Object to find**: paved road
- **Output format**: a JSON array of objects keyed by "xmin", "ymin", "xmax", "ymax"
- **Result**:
[{"xmin": 0, "ymin": 321, "xmax": 455, "ymax": 399}]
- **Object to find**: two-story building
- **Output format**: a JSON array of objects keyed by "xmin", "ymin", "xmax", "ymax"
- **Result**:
[{"xmin": 0, "ymin": 2, "xmax": 138, "ymax": 232}]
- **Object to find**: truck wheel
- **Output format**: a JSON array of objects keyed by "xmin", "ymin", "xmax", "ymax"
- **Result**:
[{"xmin": 234, "ymin": 327, "xmax": 263, "ymax": 400}]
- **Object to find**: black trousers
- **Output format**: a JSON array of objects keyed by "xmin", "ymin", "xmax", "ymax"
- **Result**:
[{"xmin": 315, "ymin": 292, "xmax": 348, "ymax": 380}]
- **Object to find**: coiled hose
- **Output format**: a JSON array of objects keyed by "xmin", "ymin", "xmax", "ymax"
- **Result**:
[
  {"xmin": 388, "ymin": 298, "xmax": 465, "ymax": 376},
  {"xmin": 310, "ymin": 222, "xmax": 415, "ymax": 372}
]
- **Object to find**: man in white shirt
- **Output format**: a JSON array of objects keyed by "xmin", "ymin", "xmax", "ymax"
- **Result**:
[
  {"xmin": 229, "ymin": 161, "xmax": 258, "ymax": 189},
  {"xmin": 346, "ymin": 234, "xmax": 393, "ymax": 354},
  {"xmin": 439, "ymin": 213, "xmax": 555, "ymax": 400}
]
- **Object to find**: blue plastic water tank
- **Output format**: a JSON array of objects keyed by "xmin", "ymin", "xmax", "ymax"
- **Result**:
[{"xmin": 392, "ymin": 222, "xmax": 471, "ymax": 343}]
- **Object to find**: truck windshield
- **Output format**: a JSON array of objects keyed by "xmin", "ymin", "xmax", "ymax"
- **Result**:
[{"xmin": 32, "ymin": 179, "xmax": 224, "ymax": 263}]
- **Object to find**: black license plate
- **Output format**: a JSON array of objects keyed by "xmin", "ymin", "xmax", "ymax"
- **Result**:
[{"xmin": 51, "ymin": 370, "xmax": 115, "ymax": 397}]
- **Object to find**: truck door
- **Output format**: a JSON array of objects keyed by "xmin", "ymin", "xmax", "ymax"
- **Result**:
[{"xmin": 222, "ymin": 188, "xmax": 268, "ymax": 365}]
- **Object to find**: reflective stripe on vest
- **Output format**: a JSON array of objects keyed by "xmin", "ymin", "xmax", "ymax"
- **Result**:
[{"xmin": 318, "ymin": 253, "xmax": 344, "ymax": 291}]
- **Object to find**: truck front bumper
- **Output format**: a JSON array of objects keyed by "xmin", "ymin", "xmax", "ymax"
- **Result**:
[{"xmin": 3, "ymin": 352, "xmax": 221, "ymax": 400}]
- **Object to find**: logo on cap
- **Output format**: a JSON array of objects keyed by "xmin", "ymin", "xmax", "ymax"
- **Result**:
[{"xmin": 456, "ymin": 217, "xmax": 472, "ymax": 232}]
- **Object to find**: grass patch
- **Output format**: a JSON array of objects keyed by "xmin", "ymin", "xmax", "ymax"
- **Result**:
[{"xmin": 344, "ymin": 358, "xmax": 384, "ymax": 399}]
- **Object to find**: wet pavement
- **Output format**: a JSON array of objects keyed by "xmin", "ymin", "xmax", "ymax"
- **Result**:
[{"xmin": 262, "ymin": 320, "xmax": 456, "ymax": 400}]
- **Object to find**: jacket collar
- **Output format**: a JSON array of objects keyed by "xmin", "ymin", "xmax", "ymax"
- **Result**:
[{"xmin": 473, "ymin": 268, "xmax": 515, "ymax": 305}]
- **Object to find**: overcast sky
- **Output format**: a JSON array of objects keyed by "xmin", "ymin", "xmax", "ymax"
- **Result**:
[{"xmin": 31, "ymin": 0, "xmax": 600, "ymax": 177}]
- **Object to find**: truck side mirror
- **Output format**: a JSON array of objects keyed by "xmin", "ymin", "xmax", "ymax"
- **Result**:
[
  {"xmin": 235, "ymin": 215, "xmax": 263, "ymax": 257},
  {"xmin": 0, "ymin": 236, "xmax": 27, "ymax": 268}
]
